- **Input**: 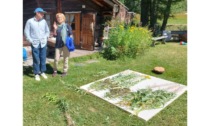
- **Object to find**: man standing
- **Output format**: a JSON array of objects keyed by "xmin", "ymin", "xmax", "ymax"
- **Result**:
[{"xmin": 24, "ymin": 7, "xmax": 50, "ymax": 81}]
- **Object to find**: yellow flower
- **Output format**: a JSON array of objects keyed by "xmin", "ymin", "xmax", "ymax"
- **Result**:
[
  {"xmin": 129, "ymin": 29, "xmax": 134, "ymax": 32},
  {"xmin": 139, "ymin": 27, "xmax": 143, "ymax": 30},
  {"xmin": 119, "ymin": 25, "xmax": 124, "ymax": 30},
  {"xmin": 144, "ymin": 75, "xmax": 151, "ymax": 79}
]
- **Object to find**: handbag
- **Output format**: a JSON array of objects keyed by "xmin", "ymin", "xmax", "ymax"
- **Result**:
[{"xmin": 65, "ymin": 36, "xmax": 75, "ymax": 52}]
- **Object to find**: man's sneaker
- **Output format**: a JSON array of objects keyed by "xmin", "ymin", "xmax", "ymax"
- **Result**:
[
  {"xmin": 35, "ymin": 74, "xmax": 40, "ymax": 81},
  {"xmin": 40, "ymin": 73, "xmax": 48, "ymax": 79}
]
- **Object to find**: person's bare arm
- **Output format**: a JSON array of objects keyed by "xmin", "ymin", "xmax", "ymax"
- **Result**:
[{"xmin": 53, "ymin": 21, "xmax": 57, "ymax": 36}]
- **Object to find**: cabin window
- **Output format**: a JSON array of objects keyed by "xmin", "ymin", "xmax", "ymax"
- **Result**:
[
  {"xmin": 45, "ymin": 14, "xmax": 51, "ymax": 31},
  {"xmin": 65, "ymin": 14, "xmax": 75, "ymax": 30}
]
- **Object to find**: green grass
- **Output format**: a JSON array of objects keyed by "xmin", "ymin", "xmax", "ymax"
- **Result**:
[
  {"xmin": 166, "ymin": 13, "xmax": 187, "ymax": 31},
  {"xmin": 156, "ymin": 13, "xmax": 187, "ymax": 31},
  {"xmin": 23, "ymin": 43, "xmax": 187, "ymax": 126},
  {"xmin": 167, "ymin": 13, "xmax": 187, "ymax": 25}
]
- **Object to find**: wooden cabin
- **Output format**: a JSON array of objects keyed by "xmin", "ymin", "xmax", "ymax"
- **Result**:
[{"xmin": 23, "ymin": 0, "xmax": 129, "ymax": 51}]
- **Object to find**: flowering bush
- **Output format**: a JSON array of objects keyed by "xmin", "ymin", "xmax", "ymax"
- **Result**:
[{"xmin": 102, "ymin": 25, "xmax": 152, "ymax": 60}]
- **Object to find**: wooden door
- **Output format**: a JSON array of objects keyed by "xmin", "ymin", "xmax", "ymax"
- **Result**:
[
  {"xmin": 81, "ymin": 13, "xmax": 95, "ymax": 50},
  {"xmin": 65, "ymin": 13, "xmax": 80, "ymax": 48}
]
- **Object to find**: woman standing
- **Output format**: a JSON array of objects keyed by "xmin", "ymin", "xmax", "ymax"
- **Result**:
[{"xmin": 52, "ymin": 13, "xmax": 73, "ymax": 77}]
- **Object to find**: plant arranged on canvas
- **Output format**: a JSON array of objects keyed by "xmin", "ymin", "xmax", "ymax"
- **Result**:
[
  {"xmin": 117, "ymin": 88, "xmax": 176, "ymax": 114},
  {"xmin": 88, "ymin": 72, "xmax": 150, "ymax": 91}
]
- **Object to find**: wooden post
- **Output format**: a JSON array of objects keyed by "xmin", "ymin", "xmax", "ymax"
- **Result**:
[{"xmin": 57, "ymin": 0, "xmax": 62, "ymax": 13}]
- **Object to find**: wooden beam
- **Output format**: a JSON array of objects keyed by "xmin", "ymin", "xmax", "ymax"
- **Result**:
[
  {"xmin": 57, "ymin": 0, "xmax": 62, "ymax": 13},
  {"xmin": 112, "ymin": 0, "xmax": 129, "ymax": 10},
  {"xmin": 92, "ymin": 0, "xmax": 104, "ymax": 7},
  {"xmin": 103, "ymin": 0, "xmax": 114, "ymax": 7},
  {"xmin": 78, "ymin": 0, "xmax": 102, "ymax": 11}
]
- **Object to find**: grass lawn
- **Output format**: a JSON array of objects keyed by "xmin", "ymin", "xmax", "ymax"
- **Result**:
[
  {"xmin": 166, "ymin": 13, "xmax": 187, "ymax": 31},
  {"xmin": 23, "ymin": 42, "xmax": 187, "ymax": 126},
  {"xmin": 167, "ymin": 13, "xmax": 187, "ymax": 25},
  {"xmin": 156, "ymin": 13, "xmax": 187, "ymax": 31}
]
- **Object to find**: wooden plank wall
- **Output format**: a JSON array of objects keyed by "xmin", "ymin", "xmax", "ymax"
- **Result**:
[
  {"xmin": 116, "ymin": 5, "xmax": 127, "ymax": 22},
  {"xmin": 61, "ymin": 0, "xmax": 101, "ymax": 12},
  {"xmin": 23, "ymin": 0, "xmax": 56, "ymax": 29},
  {"xmin": 23, "ymin": 0, "xmax": 105, "ymax": 29}
]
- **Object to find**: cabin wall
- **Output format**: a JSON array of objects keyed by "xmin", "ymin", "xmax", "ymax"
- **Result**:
[
  {"xmin": 61, "ymin": 0, "xmax": 100, "ymax": 12},
  {"xmin": 23, "ymin": 0, "xmax": 37, "ymax": 29},
  {"xmin": 23, "ymin": 0, "xmax": 129, "ymax": 28},
  {"xmin": 115, "ymin": 5, "xmax": 128, "ymax": 22},
  {"xmin": 23, "ymin": 0, "xmax": 129, "ymax": 48},
  {"xmin": 23, "ymin": 0, "xmax": 57, "ymax": 30}
]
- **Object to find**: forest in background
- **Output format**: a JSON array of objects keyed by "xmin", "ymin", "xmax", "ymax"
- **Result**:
[{"xmin": 118, "ymin": 0, "xmax": 187, "ymax": 32}]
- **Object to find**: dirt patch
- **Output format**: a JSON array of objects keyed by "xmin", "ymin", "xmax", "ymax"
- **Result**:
[
  {"xmin": 85, "ymin": 59, "xmax": 100, "ymax": 64},
  {"xmin": 88, "ymin": 107, "xmax": 97, "ymax": 113}
]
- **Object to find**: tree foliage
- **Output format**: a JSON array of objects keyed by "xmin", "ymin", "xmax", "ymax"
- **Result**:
[{"xmin": 121, "ymin": 0, "xmax": 187, "ymax": 34}]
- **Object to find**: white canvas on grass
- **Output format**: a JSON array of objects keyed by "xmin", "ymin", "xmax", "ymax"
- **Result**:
[{"xmin": 80, "ymin": 70, "xmax": 187, "ymax": 121}]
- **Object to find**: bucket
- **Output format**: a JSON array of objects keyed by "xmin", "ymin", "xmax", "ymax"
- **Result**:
[{"xmin": 23, "ymin": 48, "xmax": 27, "ymax": 61}]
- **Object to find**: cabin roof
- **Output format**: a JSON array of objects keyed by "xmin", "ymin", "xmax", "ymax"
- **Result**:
[{"xmin": 91, "ymin": 0, "xmax": 129, "ymax": 10}]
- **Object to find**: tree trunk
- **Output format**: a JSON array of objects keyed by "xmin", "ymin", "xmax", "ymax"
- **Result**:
[
  {"xmin": 150, "ymin": 0, "xmax": 161, "ymax": 36},
  {"xmin": 161, "ymin": 0, "xmax": 172, "ymax": 31},
  {"xmin": 140, "ymin": 0, "xmax": 150, "ymax": 27},
  {"xmin": 149, "ymin": 0, "xmax": 157, "ymax": 29}
]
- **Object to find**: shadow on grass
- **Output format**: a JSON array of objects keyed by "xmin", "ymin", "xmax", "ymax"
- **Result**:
[
  {"xmin": 166, "ymin": 41, "xmax": 181, "ymax": 43},
  {"xmin": 45, "ymin": 64, "xmax": 54, "ymax": 74},
  {"xmin": 23, "ymin": 66, "xmax": 34, "ymax": 78},
  {"xmin": 23, "ymin": 63, "xmax": 55, "ymax": 78}
]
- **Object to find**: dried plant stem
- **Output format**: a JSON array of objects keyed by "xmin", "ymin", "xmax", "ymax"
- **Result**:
[{"xmin": 64, "ymin": 112, "xmax": 75, "ymax": 126}]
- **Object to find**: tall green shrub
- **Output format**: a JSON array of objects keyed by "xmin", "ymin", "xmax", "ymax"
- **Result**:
[{"xmin": 102, "ymin": 25, "xmax": 152, "ymax": 60}]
